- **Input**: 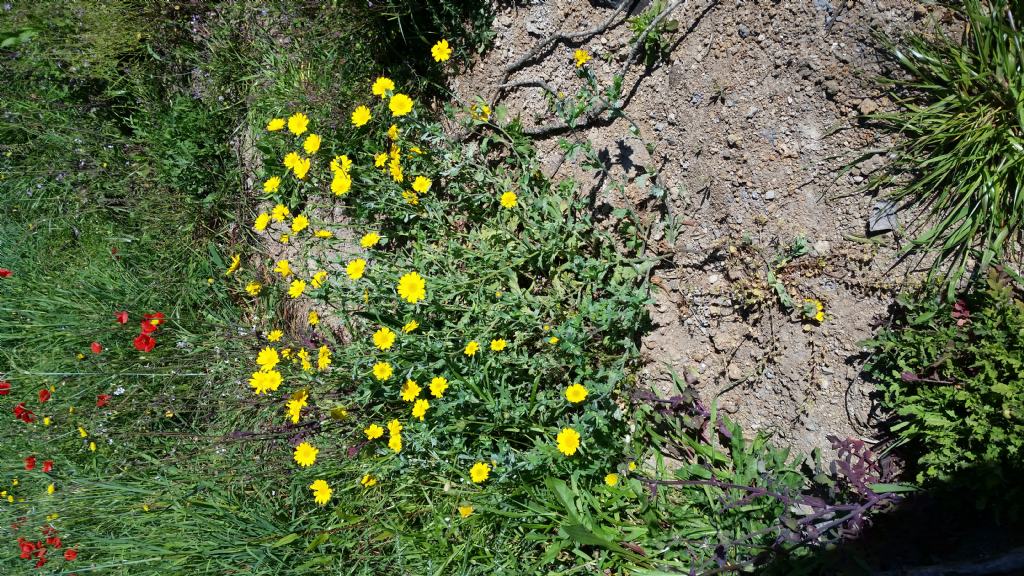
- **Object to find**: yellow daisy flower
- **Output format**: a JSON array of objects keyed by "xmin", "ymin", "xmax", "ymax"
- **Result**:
[
  {"xmin": 371, "ymin": 76, "xmax": 395, "ymax": 98},
  {"xmin": 556, "ymin": 428, "xmax": 581, "ymax": 456},
  {"xmin": 287, "ymin": 112, "xmax": 310, "ymax": 136},
  {"xmin": 469, "ymin": 462, "xmax": 490, "ymax": 483},
  {"xmin": 293, "ymin": 442, "xmax": 318, "ymax": 467},
  {"xmin": 389, "ymin": 93, "xmax": 414, "ymax": 117},
  {"xmin": 396, "ymin": 271, "xmax": 426, "ymax": 303},
  {"xmin": 352, "ymin": 105, "xmax": 372, "ymax": 127},
  {"xmin": 565, "ymin": 383, "xmax": 588, "ymax": 403},
  {"xmin": 431, "ymin": 39, "xmax": 452, "ymax": 62}
]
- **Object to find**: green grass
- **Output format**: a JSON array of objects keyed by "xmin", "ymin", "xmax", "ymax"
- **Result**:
[
  {"xmin": 869, "ymin": 0, "xmax": 1024, "ymax": 298},
  {"xmin": 1, "ymin": 1, "xmax": 872, "ymax": 574}
]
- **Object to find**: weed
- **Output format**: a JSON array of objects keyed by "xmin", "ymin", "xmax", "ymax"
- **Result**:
[{"xmin": 868, "ymin": 0, "xmax": 1024, "ymax": 299}]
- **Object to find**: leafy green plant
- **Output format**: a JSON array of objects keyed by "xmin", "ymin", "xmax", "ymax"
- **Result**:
[
  {"xmin": 627, "ymin": 0, "xmax": 680, "ymax": 67},
  {"xmin": 863, "ymin": 268, "xmax": 1024, "ymax": 488},
  {"xmin": 868, "ymin": 0, "xmax": 1024, "ymax": 298}
]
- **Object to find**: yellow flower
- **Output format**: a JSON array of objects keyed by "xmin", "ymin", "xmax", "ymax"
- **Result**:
[
  {"xmin": 263, "ymin": 176, "xmax": 281, "ymax": 194},
  {"xmin": 267, "ymin": 118, "xmax": 285, "ymax": 131},
  {"xmin": 288, "ymin": 279, "xmax": 306, "ymax": 298},
  {"xmin": 412, "ymin": 175, "xmax": 432, "ymax": 194},
  {"xmin": 361, "ymin": 474, "xmax": 378, "ymax": 487},
  {"xmin": 574, "ymin": 49, "xmax": 591, "ymax": 68},
  {"xmin": 286, "ymin": 390, "xmax": 308, "ymax": 424},
  {"xmin": 390, "ymin": 160, "xmax": 405, "ymax": 183},
  {"xmin": 548, "ymin": 336, "xmax": 559, "ymax": 345},
  {"xmin": 402, "ymin": 190, "xmax": 418, "ymax": 205},
  {"xmin": 365, "ymin": 423, "xmax": 384, "ymax": 440},
  {"xmin": 387, "ymin": 419, "xmax": 403, "ymax": 435},
  {"xmin": 410, "ymin": 145, "xmax": 423, "ymax": 155},
  {"xmin": 256, "ymin": 347, "xmax": 280, "ymax": 371},
  {"xmin": 249, "ymin": 370, "xmax": 282, "ymax": 394},
  {"xmin": 401, "ymin": 379, "xmax": 421, "ymax": 402},
  {"xmin": 271, "ymin": 203, "xmax": 290, "ymax": 222},
  {"xmin": 79, "ymin": 426, "xmax": 88, "ymax": 438},
  {"xmin": 471, "ymin": 103, "xmax": 491, "ymax": 122},
  {"xmin": 303, "ymin": 134, "xmax": 321, "ymax": 155},
  {"xmin": 373, "ymin": 362, "xmax": 393, "ymax": 381},
  {"xmin": 225, "ymin": 254, "xmax": 241, "ymax": 276},
  {"xmin": 346, "ymin": 258, "xmax": 366, "ymax": 280},
  {"xmin": 246, "ymin": 282, "xmax": 262, "ymax": 296},
  {"xmin": 431, "ymin": 39, "xmax": 452, "ymax": 62},
  {"xmin": 388, "ymin": 432, "xmax": 402, "ymax": 453},
  {"xmin": 402, "ymin": 320, "xmax": 419, "ymax": 333},
  {"xmin": 254, "ymin": 212, "xmax": 270, "ymax": 232},
  {"xmin": 565, "ymin": 383, "xmax": 588, "ymax": 404},
  {"xmin": 605, "ymin": 473, "xmax": 619, "ymax": 486},
  {"xmin": 373, "ymin": 327, "xmax": 396, "ymax": 350},
  {"xmin": 352, "ymin": 105, "xmax": 372, "ymax": 127},
  {"xmin": 283, "ymin": 151, "xmax": 300, "ymax": 169},
  {"xmin": 43, "ymin": 417, "xmax": 51, "ymax": 426},
  {"xmin": 429, "ymin": 376, "xmax": 448, "ymax": 398},
  {"xmin": 309, "ymin": 479, "xmax": 332, "ymax": 506},
  {"xmin": 48, "ymin": 483, "xmax": 55, "ymax": 494},
  {"xmin": 374, "ymin": 152, "xmax": 388, "ymax": 168},
  {"xmin": 489, "ymin": 339, "xmax": 507, "ymax": 352},
  {"xmin": 292, "ymin": 156, "xmax": 311, "ymax": 179},
  {"xmin": 287, "ymin": 112, "xmax": 310, "ymax": 136},
  {"xmin": 372, "ymin": 76, "xmax": 395, "ymax": 98},
  {"xmin": 361, "ymin": 232, "xmax": 381, "ymax": 248},
  {"xmin": 308, "ymin": 310, "xmax": 319, "ymax": 326},
  {"xmin": 291, "ymin": 214, "xmax": 309, "ymax": 233},
  {"xmin": 308, "ymin": 271, "xmax": 327, "ymax": 290},
  {"xmin": 387, "ymin": 124, "xmax": 399, "ymax": 140},
  {"xmin": 331, "ymin": 170, "xmax": 352, "ymax": 196},
  {"xmin": 274, "ymin": 260, "xmax": 290, "ymax": 278},
  {"xmin": 396, "ymin": 271, "xmax": 426, "ymax": 303},
  {"xmin": 412, "ymin": 398, "xmax": 430, "ymax": 421},
  {"xmin": 389, "ymin": 93, "xmax": 414, "ymax": 117},
  {"xmin": 330, "ymin": 154, "xmax": 352, "ymax": 173},
  {"xmin": 314, "ymin": 229, "xmax": 332, "ymax": 239},
  {"xmin": 458, "ymin": 505, "xmax": 474, "ymax": 518},
  {"xmin": 298, "ymin": 348, "xmax": 313, "ymax": 372},
  {"xmin": 500, "ymin": 191, "xmax": 518, "ymax": 208},
  {"xmin": 556, "ymin": 428, "xmax": 581, "ymax": 456},
  {"xmin": 317, "ymin": 345, "xmax": 332, "ymax": 371},
  {"xmin": 293, "ymin": 442, "xmax": 318, "ymax": 467},
  {"xmin": 469, "ymin": 462, "xmax": 490, "ymax": 483},
  {"xmin": 279, "ymin": 234, "xmax": 290, "ymax": 244},
  {"xmin": 464, "ymin": 340, "xmax": 479, "ymax": 356}
]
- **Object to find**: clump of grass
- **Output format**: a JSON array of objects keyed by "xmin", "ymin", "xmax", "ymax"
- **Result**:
[{"xmin": 870, "ymin": 0, "xmax": 1024, "ymax": 298}]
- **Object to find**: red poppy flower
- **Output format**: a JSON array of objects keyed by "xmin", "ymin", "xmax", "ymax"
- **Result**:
[
  {"xmin": 143, "ymin": 312, "xmax": 165, "ymax": 325},
  {"xmin": 96, "ymin": 394, "xmax": 112, "ymax": 407},
  {"xmin": 0, "ymin": 381, "xmax": 10, "ymax": 395},
  {"xmin": 42, "ymin": 460, "xmax": 53, "ymax": 473},
  {"xmin": 46, "ymin": 536, "xmax": 61, "ymax": 548},
  {"xmin": 24, "ymin": 456, "xmax": 36, "ymax": 471},
  {"xmin": 41, "ymin": 526, "xmax": 56, "ymax": 537},
  {"xmin": 14, "ymin": 402, "xmax": 35, "ymax": 423},
  {"xmin": 90, "ymin": 342, "xmax": 102, "ymax": 354},
  {"xmin": 0, "ymin": 268, "xmax": 11, "ymax": 278},
  {"xmin": 35, "ymin": 558, "xmax": 47, "ymax": 568},
  {"xmin": 18, "ymin": 537, "xmax": 35, "ymax": 559},
  {"xmin": 64, "ymin": 549, "xmax": 78, "ymax": 561},
  {"xmin": 38, "ymin": 389, "xmax": 51, "ymax": 403},
  {"xmin": 133, "ymin": 333, "xmax": 156, "ymax": 352},
  {"xmin": 115, "ymin": 311, "xmax": 129, "ymax": 324}
]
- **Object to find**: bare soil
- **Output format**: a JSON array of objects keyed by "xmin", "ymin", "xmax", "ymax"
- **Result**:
[{"xmin": 452, "ymin": 0, "xmax": 945, "ymax": 458}]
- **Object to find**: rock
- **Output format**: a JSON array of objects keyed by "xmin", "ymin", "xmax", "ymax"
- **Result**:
[
  {"xmin": 720, "ymin": 399, "xmax": 739, "ymax": 413},
  {"xmin": 727, "ymin": 364, "xmax": 743, "ymax": 381},
  {"xmin": 738, "ymin": 24, "xmax": 750, "ymax": 38},
  {"xmin": 726, "ymin": 133, "xmax": 741, "ymax": 148},
  {"xmin": 868, "ymin": 200, "xmax": 899, "ymax": 234},
  {"xmin": 765, "ymin": 190, "xmax": 776, "ymax": 200},
  {"xmin": 654, "ymin": 122, "xmax": 667, "ymax": 132},
  {"xmin": 823, "ymin": 80, "xmax": 841, "ymax": 99},
  {"xmin": 712, "ymin": 331, "xmax": 740, "ymax": 352},
  {"xmin": 858, "ymin": 98, "xmax": 879, "ymax": 115},
  {"xmin": 708, "ymin": 273, "xmax": 721, "ymax": 285},
  {"xmin": 745, "ymin": 106, "xmax": 760, "ymax": 119},
  {"xmin": 812, "ymin": 240, "xmax": 831, "ymax": 256}
]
